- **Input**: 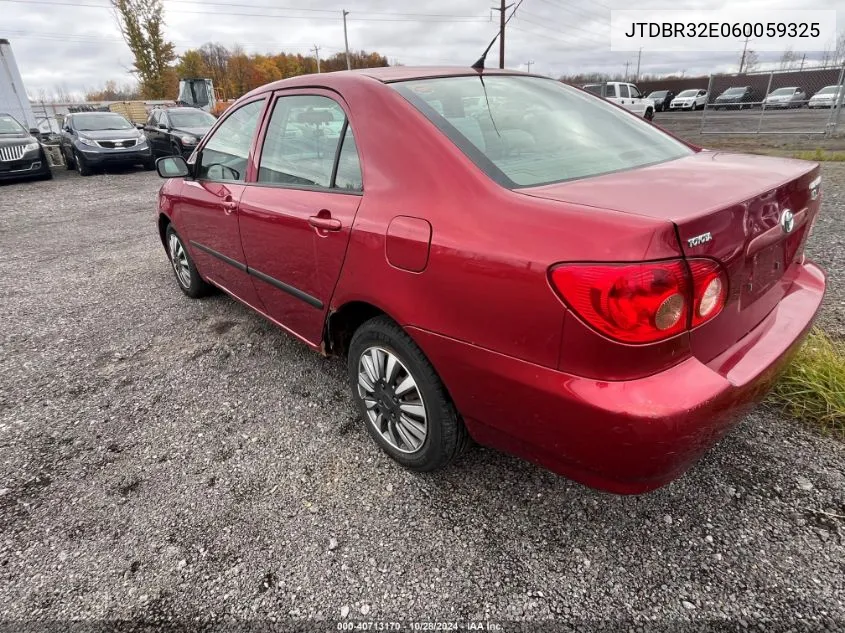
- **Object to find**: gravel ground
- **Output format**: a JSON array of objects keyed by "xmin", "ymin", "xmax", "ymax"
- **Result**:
[{"xmin": 1, "ymin": 163, "xmax": 844, "ymax": 631}]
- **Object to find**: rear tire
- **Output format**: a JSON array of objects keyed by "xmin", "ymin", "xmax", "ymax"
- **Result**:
[
  {"xmin": 348, "ymin": 316, "xmax": 469, "ymax": 472},
  {"xmin": 165, "ymin": 225, "xmax": 212, "ymax": 298}
]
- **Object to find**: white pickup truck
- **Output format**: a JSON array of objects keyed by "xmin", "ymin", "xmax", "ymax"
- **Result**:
[{"xmin": 582, "ymin": 82, "xmax": 656, "ymax": 120}]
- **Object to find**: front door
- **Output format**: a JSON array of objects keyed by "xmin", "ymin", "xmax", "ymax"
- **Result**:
[
  {"xmin": 237, "ymin": 91, "xmax": 364, "ymax": 346},
  {"xmin": 175, "ymin": 97, "xmax": 267, "ymax": 307}
]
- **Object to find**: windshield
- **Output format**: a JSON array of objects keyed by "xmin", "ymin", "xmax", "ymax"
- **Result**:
[
  {"xmin": 676, "ymin": 90, "xmax": 698, "ymax": 98},
  {"xmin": 770, "ymin": 88, "xmax": 796, "ymax": 96},
  {"xmin": 0, "ymin": 114, "xmax": 26, "ymax": 134},
  {"xmin": 169, "ymin": 110, "xmax": 217, "ymax": 128},
  {"xmin": 648, "ymin": 91, "xmax": 667, "ymax": 98},
  {"xmin": 74, "ymin": 113, "xmax": 133, "ymax": 131},
  {"xmin": 392, "ymin": 75, "xmax": 692, "ymax": 188},
  {"xmin": 723, "ymin": 87, "xmax": 747, "ymax": 96}
]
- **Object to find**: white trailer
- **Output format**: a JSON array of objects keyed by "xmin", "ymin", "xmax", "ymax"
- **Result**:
[{"xmin": 0, "ymin": 39, "xmax": 37, "ymax": 130}]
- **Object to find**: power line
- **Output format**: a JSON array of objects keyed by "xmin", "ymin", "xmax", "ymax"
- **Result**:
[{"xmin": 0, "ymin": 0, "xmax": 489, "ymax": 22}]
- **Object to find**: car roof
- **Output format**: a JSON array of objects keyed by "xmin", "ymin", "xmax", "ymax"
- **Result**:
[{"xmin": 246, "ymin": 66, "xmax": 537, "ymax": 97}]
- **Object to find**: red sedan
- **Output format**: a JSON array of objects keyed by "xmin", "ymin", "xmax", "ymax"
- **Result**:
[{"xmin": 154, "ymin": 67, "xmax": 825, "ymax": 494}]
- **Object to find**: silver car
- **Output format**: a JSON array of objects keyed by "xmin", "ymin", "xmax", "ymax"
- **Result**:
[{"xmin": 763, "ymin": 87, "xmax": 806, "ymax": 109}]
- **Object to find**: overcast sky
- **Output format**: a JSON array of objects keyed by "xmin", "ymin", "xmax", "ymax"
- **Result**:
[{"xmin": 3, "ymin": 0, "xmax": 843, "ymax": 97}]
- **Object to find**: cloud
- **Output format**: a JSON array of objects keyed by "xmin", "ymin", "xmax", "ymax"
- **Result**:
[{"xmin": 4, "ymin": 0, "xmax": 843, "ymax": 96}]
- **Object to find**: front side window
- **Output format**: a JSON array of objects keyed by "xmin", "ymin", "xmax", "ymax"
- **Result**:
[
  {"xmin": 198, "ymin": 99, "xmax": 264, "ymax": 182},
  {"xmin": 258, "ymin": 95, "xmax": 362, "ymax": 191},
  {"xmin": 392, "ymin": 75, "xmax": 692, "ymax": 187},
  {"xmin": 629, "ymin": 85, "xmax": 641, "ymax": 98}
]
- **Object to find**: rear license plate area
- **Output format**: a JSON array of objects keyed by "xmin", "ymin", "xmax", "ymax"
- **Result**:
[{"xmin": 744, "ymin": 243, "xmax": 785, "ymax": 305}]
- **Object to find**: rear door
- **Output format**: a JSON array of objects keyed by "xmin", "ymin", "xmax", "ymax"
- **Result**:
[{"xmin": 237, "ymin": 90, "xmax": 364, "ymax": 346}]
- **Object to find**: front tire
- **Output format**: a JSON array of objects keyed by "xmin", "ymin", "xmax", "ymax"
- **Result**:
[
  {"xmin": 74, "ymin": 151, "xmax": 92, "ymax": 177},
  {"xmin": 348, "ymin": 316, "xmax": 469, "ymax": 472},
  {"xmin": 165, "ymin": 225, "xmax": 212, "ymax": 298},
  {"xmin": 644, "ymin": 108, "xmax": 654, "ymax": 121}
]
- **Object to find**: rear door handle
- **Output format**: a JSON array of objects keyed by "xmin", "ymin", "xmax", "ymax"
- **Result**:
[{"xmin": 308, "ymin": 215, "xmax": 341, "ymax": 232}]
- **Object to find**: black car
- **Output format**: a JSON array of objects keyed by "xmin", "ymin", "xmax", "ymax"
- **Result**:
[
  {"xmin": 59, "ymin": 112, "xmax": 153, "ymax": 176},
  {"xmin": 646, "ymin": 90, "xmax": 675, "ymax": 112},
  {"xmin": 144, "ymin": 107, "xmax": 216, "ymax": 159},
  {"xmin": 0, "ymin": 113, "xmax": 52, "ymax": 182},
  {"xmin": 713, "ymin": 86, "xmax": 757, "ymax": 110}
]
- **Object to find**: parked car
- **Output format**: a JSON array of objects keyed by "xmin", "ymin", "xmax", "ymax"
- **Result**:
[
  {"xmin": 154, "ymin": 68, "xmax": 824, "ymax": 494},
  {"xmin": 713, "ymin": 86, "xmax": 757, "ymax": 110},
  {"xmin": 0, "ymin": 112, "xmax": 52, "ymax": 181},
  {"xmin": 808, "ymin": 85, "xmax": 845, "ymax": 109},
  {"xmin": 144, "ymin": 107, "xmax": 217, "ymax": 158},
  {"xmin": 646, "ymin": 90, "xmax": 675, "ymax": 112},
  {"xmin": 669, "ymin": 89, "xmax": 708, "ymax": 111},
  {"xmin": 582, "ymin": 82, "xmax": 655, "ymax": 120},
  {"xmin": 59, "ymin": 111, "xmax": 153, "ymax": 176},
  {"xmin": 763, "ymin": 86, "xmax": 807, "ymax": 109}
]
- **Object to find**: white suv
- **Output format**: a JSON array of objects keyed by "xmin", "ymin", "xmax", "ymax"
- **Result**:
[{"xmin": 583, "ymin": 82, "xmax": 656, "ymax": 120}]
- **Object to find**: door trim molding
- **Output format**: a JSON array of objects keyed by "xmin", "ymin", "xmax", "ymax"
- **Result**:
[{"xmin": 189, "ymin": 240, "xmax": 323, "ymax": 309}]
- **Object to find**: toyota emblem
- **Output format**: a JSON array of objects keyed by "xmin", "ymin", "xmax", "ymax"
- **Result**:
[{"xmin": 780, "ymin": 209, "xmax": 795, "ymax": 234}]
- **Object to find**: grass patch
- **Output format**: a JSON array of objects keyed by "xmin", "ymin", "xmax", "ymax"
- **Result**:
[
  {"xmin": 769, "ymin": 329, "xmax": 845, "ymax": 437},
  {"xmin": 791, "ymin": 149, "xmax": 845, "ymax": 162}
]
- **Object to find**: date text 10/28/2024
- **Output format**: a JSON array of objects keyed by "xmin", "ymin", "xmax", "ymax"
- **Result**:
[{"xmin": 337, "ymin": 622, "xmax": 503, "ymax": 631}]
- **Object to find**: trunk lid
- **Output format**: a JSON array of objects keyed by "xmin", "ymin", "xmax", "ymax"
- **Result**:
[{"xmin": 521, "ymin": 151, "xmax": 821, "ymax": 363}]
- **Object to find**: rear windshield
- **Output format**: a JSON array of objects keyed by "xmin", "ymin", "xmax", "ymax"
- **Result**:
[
  {"xmin": 817, "ymin": 86, "xmax": 839, "ymax": 95},
  {"xmin": 582, "ymin": 84, "xmax": 602, "ymax": 96},
  {"xmin": 391, "ymin": 75, "xmax": 692, "ymax": 188}
]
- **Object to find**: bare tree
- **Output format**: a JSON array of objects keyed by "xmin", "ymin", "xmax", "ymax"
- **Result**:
[{"xmin": 779, "ymin": 48, "xmax": 798, "ymax": 70}]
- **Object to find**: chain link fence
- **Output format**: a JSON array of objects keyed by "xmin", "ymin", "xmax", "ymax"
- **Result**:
[{"xmin": 698, "ymin": 65, "xmax": 845, "ymax": 135}]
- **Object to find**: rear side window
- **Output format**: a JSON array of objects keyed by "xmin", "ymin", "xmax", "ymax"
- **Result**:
[
  {"xmin": 258, "ymin": 95, "xmax": 362, "ymax": 191},
  {"xmin": 198, "ymin": 99, "xmax": 264, "ymax": 182},
  {"xmin": 392, "ymin": 75, "xmax": 691, "ymax": 188},
  {"xmin": 618, "ymin": 84, "xmax": 630, "ymax": 98}
]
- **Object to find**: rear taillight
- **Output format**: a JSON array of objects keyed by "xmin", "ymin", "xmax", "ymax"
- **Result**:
[
  {"xmin": 550, "ymin": 259, "xmax": 727, "ymax": 344},
  {"xmin": 688, "ymin": 259, "xmax": 727, "ymax": 327}
]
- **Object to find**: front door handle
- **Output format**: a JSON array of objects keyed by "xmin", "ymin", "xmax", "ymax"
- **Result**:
[
  {"xmin": 222, "ymin": 194, "xmax": 237, "ymax": 214},
  {"xmin": 308, "ymin": 215, "xmax": 341, "ymax": 232}
]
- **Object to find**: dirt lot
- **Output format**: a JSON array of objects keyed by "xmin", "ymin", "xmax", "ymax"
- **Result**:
[{"xmin": 1, "ymin": 162, "xmax": 844, "ymax": 630}]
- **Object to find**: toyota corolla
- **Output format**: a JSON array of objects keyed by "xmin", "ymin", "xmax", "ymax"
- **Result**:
[{"xmin": 153, "ymin": 67, "xmax": 825, "ymax": 494}]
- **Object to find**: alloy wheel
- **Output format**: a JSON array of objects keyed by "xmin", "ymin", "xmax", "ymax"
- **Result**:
[
  {"xmin": 168, "ymin": 233, "xmax": 191, "ymax": 288},
  {"xmin": 357, "ymin": 346, "xmax": 428, "ymax": 454}
]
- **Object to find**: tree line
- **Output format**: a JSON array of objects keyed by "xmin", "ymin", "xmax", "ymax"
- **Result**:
[{"xmin": 107, "ymin": 0, "xmax": 388, "ymax": 102}]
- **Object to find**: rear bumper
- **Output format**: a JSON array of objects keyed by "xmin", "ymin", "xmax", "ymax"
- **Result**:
[{"xmin": 409, "ymin": 261, "xmax": 825, "ymax": 494}]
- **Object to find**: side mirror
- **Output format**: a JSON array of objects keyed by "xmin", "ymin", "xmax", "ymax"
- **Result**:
[
  {"xmin": 135, "ymin": 123, "xmax": 145, "ymax": 129},
  {"xmin": 159, "ymin": 123, "xmax": 168, "ymax": 130},
  {"xmin": 29, "ymin": 127, "xmax": 40, "ymax": 135},
  {"xmin": 156, "ymin": 155, "xmax": 189, "ymax": 179}
]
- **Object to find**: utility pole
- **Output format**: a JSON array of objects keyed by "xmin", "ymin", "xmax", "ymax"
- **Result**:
[
  {"xmin": 800, "ymin": 53, "xmax": 806, "ymax": 70},
  {"xmin": 342, "ymin": 10, "xmax": 351, "ymax": 70},
  {"xmin": 526, "ymin": 60, "xmax": 533, "ymax": 73},
  {"xmin": 624, "ymin": 60, "xmax": 629, "ymax": 81},
  {"xmin": 313, "ymin": 45, "xmax": 321, "ymax": 73},
  {"xmin": 635, "ymin": 47, "xmax": 642, "ymax": 82},
  {"xmin": 491, "ymin": 0, "xmax": 513, "ymax": 69},
  {"xmin": 739, "ymin": 37, "xmax": 749, "ymax": 73}
]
